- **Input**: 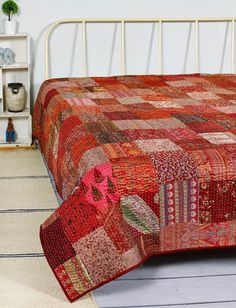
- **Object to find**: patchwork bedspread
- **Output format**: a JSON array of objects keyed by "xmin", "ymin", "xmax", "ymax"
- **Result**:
[{"xmin": 33, "ymin": 74, "xmax": 236, "ymax": 302}]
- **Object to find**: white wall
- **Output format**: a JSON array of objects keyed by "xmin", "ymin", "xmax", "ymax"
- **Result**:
[{"xmin": 5, "ymin": 0, "xmax": 236, "ymax": 100}]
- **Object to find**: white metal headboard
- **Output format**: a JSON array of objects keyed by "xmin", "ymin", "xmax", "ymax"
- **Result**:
[{"xmin": 45, "ymin": 18, "xmax": 236, "ymax": 80}]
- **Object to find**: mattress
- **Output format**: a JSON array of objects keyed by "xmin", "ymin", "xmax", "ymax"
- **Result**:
[{"xmin": 33, "ymin": 74, "xmax": 236, "ymax": 302}]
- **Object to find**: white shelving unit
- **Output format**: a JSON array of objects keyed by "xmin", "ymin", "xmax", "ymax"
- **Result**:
[{"xmin": 0, "ymin": 34, "xmax": 32, "ymax": 147}]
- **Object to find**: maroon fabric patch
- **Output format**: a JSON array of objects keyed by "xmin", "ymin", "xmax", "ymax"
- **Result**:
[
  {"xmin": 44, "ymin": 88, "xmax": 59, "ymax": 109},
  {"xmin": 40, "ymin": 218, "xmax": 76, "ymax": 269},
  {"xmin": 199, "ymin": 180, "xmax": 236, "ymax": 223},
  {"xmin": 59, "ymin": 194, "xmax": 100, "ymax": 244}
]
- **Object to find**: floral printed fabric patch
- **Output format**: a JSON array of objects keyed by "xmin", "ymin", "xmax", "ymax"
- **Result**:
[{"xmin": 34, "ymin": 74, "xmax": 236, "ymax": 302}]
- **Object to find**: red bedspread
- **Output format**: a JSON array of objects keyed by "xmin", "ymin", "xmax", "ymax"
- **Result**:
[{"xmin": 33, "ymin": 74, "xmax": 236, "ymax": 302}]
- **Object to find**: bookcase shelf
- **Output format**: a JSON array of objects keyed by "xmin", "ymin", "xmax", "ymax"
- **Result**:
[{"xmin": 0, "ymin": 34, "xmax": 31, "ymax": 147}]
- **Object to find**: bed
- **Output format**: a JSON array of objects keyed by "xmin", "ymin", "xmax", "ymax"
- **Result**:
[{"xmin": 34, "ymin": 18, "xmax": 236, "ymax": 303}]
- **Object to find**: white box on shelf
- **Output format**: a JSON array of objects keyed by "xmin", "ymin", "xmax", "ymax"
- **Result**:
[{"xmin": 0, "ymin": 34, "xmax": 30, "ymax": 66}]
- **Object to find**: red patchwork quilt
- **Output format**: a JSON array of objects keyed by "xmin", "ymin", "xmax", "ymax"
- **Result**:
[{"xmin": 33, "ymin": 74, "xmax": 236, "ymax": 302}]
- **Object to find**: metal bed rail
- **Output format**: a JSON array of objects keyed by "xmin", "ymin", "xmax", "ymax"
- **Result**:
[{"xmin": 45, "ymin": 18, "xmax": 236, "ymax": 79}]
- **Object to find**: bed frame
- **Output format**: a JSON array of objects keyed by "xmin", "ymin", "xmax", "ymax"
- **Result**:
[{"xmin": 45, "ymin": 18, "xmax": 236, "ymax": 79}]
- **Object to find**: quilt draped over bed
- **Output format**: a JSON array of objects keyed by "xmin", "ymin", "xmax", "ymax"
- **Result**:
[{"xmin": 33, "ymin": 74, "xmax": 236, "ymax": 302}]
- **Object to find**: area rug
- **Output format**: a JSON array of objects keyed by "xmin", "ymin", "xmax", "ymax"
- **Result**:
[{"xmin": 0, "ymin": 150, "xmax": 98, "ymax": 308}]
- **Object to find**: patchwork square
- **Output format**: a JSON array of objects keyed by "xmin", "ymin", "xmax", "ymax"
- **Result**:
[
  {"xmin": 160, "ymin": 221, "xmax": 236, "ymax": 252},
  {"xmin": 214, "ymin": 105, "xmax": 236, "ymax": 114},
  {"xmin": 123, "ymin": 129, "xmax": 166, "ymax": 141},
  {"xmin": 84, "ymin": 121, "xmax": 118, "ymax": 134},
  {"xmin": 199, "ymin": 132, "xmax": 236, "ymax": 144},
  {"xmin": 112, "ymin": 156, "xmax": 158, "ymax": 195},
  {"xmin": 176, "ymin": 137, "xmax": 214, "ymax": 151},
  {"xmin": 40, "ymin": 217, "xmax": 76, "ymax": 269},
  {"xmin": 98, "ymin": 104, "xmax": 128, "ymax": 112},
  {"xmin": 189, "ymin": 148, "xmax": 236, "ymax": 182},
  {"xmin": 147, "ymin": 118, "xmax": 187, "ymax": 129},
  {"xmin": 172, "ymin": 98, "xmax": 202, "ymax": 106},
  {"xmin": 62, "ymin": 96, "xmax": 96, "ymax": 107},
  {"xmin": 73, "ymin": 228, "xmax": 125, "ymax": 285},
  {"xmin": 158, "ymin": 128, "xmax": 198, "ymax": 142},
  {"xmin": 116, "ymin": 96, "xmax": 145, "ymax": 104},
  {"xmin": 149, "ymin": 101, "xmax": 183, "ymax": 108},
  {"xmin": 173, "ymin": 113, "xmax": 207, "ymax": 125},
  {"xmin": 155, "ymin": 85, "xmax": 188, "ymax": 97},
  {"xmin": 142, "ymin": 93, "xmax": 170, "ymax": 101},
  {"xmin": 78, "ymin": 146, "xmax": 109, "ymax": 179},
  {"xmin": 203, "ymin": 86, "xmax": 235, "ymax": 95},
  {"xmin": 187, "ymin": 121, "xmax": 226, "ymax": 133},
  {"xmin": 92, "ymin": 98, "xmax": 120, "ymax": 105},
  {"xmin": 102, "ymin": 142, "xmax": 143, "ymax": 159},
  {"xmin": 133, "ymin": 110, "xmax": 173, "ymax": 120},
  {"xmin": 166, "ymin": 80, "xmax": 195, "ymax": 87},
  {"xmin": 125, "ymin": 102, "xmax": 157, "ymax": 112},
  {"xmin": 104, "ymin": 111, "xmax": 138, "ymax": 120},
  {"xmin": 59, "ymin": 194, "xmax": 101, "ymax": 243},
  {"xmin": 113, "ymin": 119, "xmax": 153, "ymax": 130},
  {"xmin": 78, "ymin": 111, "xmax": 108, "ymax": 122},
  {"xmin": 110, "ymin": 89, "xmax": 137, "ymax": 98},
  {"xmin": 135, "ymin": 138, "xmax": 182, "ymax": 153},
  {"xmin": 104, "ymin": 204, "xmax": 137, "ymax": 252},
  {"xmin": 86, "ymin": 91, "xmax": 114, "ymax": 99},
  {"xmin": 183, "ymin": 76, "xmax": 212, "ymax": 84},
  {"xmin": 122, "ymin": 245, "xmax": 142, "ymax": 268},
  {"xmin": 54, "ymin": 263, "xmax": 80, "ymax": 301},
  {"xmin": 158, "ymin": 179, "xmax": 199, "ymax": 227},
  {"xmin": 149, "ymin": 150, "xmax": 198, "ymax": 183},
  {"xmin": 199, "ymin": 181, "xmax": 236, "ymax": 223},
  {"xmin": 120, "ymin": 195, "xmax": 160, "ymax": 234},
  {"xmin": 216, "ymin": 118, "xmax": 236, "ymax": 130},
  {"xmin": 132, "ymin": 88, "xmax": 156, "ymax": 96},
  {"xmin": 62, "ymin": 256, "xmax": 93, "ymax": 294},
  {"xmin": 187, "ymin": 91, "xmax": 220, "ymax": 100}
]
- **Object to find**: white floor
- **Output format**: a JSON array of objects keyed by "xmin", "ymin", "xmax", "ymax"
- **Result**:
[
  {"xmin": 0, "ymin": 150, "xmax": 97, "ymax": 308},
  {"xmin": 94, "ymin": 250, "xmax": 236, "ymax": 308}
]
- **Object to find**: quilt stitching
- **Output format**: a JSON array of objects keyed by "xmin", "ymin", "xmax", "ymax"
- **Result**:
[{"xmin": 33, "ymin": 74, "xmax": 236, "ymax": 302}]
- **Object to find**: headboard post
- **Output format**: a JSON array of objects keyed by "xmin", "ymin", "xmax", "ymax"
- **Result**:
[
  {"xmin": 231, "ymin": 19, "xmax": 235, "ymax": 73},
  {"xmin": 195, "ymin": 20, "xmax": 199, "ymax": 73}
]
